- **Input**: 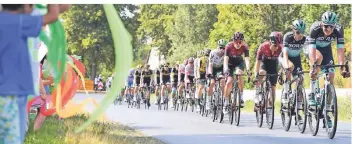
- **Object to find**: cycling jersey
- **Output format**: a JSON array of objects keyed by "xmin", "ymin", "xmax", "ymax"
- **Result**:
[
  {"xmin": 225, "ymin": 42, "xmax": 249, "ymax": 74},
  {"xmin": 128, "ymin": 68, "xmax": 135, "ymax": 79},
  {"xmin": 282, "ymin": 31, "xmax": 306, "ymax": 57},
  {"xmin": 179, "ymin": 64, "xmax": 186, "ymax": 74},
  {"xmin": 161, "ymin": 67, "xmax": 171, "ymax": 84},
  {"xmin": 171, "ymin": 67, "xmax": 178, "ymax": 82},
  {"xmin": 256, "ymin": 41, "xmax": 282, "ymax": 86},
  {"xmin": 194, "ymin": 58, "xmax": 200, "ymax": 78},
  {"xmin": 141, "ymin": 69, "xmax": 153, "ymax": 86},
  {"xmin": 134, "ymin": 69, "xmax": 142, "ymax": 86},
  {"xmin": 198, "ymin": 56, "xmax": 208, "ymax": 74},
  {"xmin": 308, "ymin": 21, "xmax": 344, "ymax": 49},
  {"xmin": 279, "ymin": 31, "xmax": 306, "ymax": 75},
  {"xmin": 209, "ymin": 48, "xmax": 224, "ymax": 68},
  {"xmin": 185, "ymin": 63, "xmax": 194, "ymax": 76},
  {"xmin": 178, "ymin": 64, "xmax": 186, "ymax": 82},
  {"xmin": 307, "ymin": 21, "xmax": 344, "ymax": 72}
]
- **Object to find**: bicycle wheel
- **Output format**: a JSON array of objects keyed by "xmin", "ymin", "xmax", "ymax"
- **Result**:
[
  {"xmin": 157, "ymin": 95, "xmax": 162, "ymax": 110},
  {"xmin": 308, "ymin": 95, "xmax": 320, "ymax": 136},
  {"xmin": 164, "ymin": 98, "xmax": 169, "ymax": 111},
  {"xmin": 295, "ymin": 85, "xmax": 307, "ymax": 133},
  {"xmin": 256, "ymin": 86, "xmax": 264, "ymax": 128},
  {"xmin": 191, "ymin": 98, "xmax": 195, "ymax": 112},
  {"xmin": 234, "ymin": 87, "xmax": 241, "ymax": 126},
  {"xmin": 212, "ymin": 93, "xmax": 218, "ymax": 122},
  {"xmin": 280, "ymin": 89, "xmax": 292, "ymax": 131},
  {"xmin": 265, "ymin": 87, "xmax": 275, "ymax": 129},
  {"xmin": 324, "ymin": 84, "xmax": 338, "ymax": 139},
  {"xmin": 218, "ymin": 93, "xmax": 224, "ymax": 123},
  {"xmin": 229, "ymin": 90, "xmax": 235, "ymax": 125}
]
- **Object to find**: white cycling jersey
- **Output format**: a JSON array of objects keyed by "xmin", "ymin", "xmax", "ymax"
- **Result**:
[
  {"xmin": 209, "ymin": 48, "xmax": 224, "ymax": 68},
  {"xmin": 185, "ymin": 64, "xmax": 194, "ymax": 76}
]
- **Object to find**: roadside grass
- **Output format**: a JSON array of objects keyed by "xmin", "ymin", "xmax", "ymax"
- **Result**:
[
  {"xmin": 25, "ymin": 114, "xmax": 165, "ymax": 144},
  {"xmin": 243, "ymin": 95, "xmax": 351, "ymax": 122}
]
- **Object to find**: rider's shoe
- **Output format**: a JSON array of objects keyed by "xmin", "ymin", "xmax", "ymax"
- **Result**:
[
  {"xmin": 206, "ymin": 100, "xmax": 211, "ymax": 110},
  {"xmin": 308, "ymin": 93, "xmax": 317, "ymax": 106},
  {"xmin": 222, "ymin": 106, "xmax": 228, "ymax": 114}
]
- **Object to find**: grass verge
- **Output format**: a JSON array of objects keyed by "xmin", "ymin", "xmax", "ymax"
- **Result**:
[
  {"xmin": 25, "ymin": 114, "xmax": 165, "ymax": 144},
  {"xmin": 242, "ymin": 95, "xmax": 351, "ymax": 122}
]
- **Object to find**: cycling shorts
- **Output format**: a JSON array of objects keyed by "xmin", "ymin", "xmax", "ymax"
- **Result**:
[
  {"xmin": 134, "ymin": 77, "xmax": 140, "ymax": 86},
  {"xmin": 260, "ymin": 60, "xmax": 278, "ymax": 86},
  {"xmin": 187, "ymin": 76, "xmax": 195, "ymax": 84},
  {"xmin": 278, "ymin": 55, "xmax": 302, "ymax": 77},
  {"xmin": 126, "ymin": 78, "xmax": 133, "ymax": 88},
  {"xmin": 212, "ymin": 66, "xmax": 223, "ymax": 78},
  {"xmin": 161, "ymin": 75, "xmax": 170, "ymax": 84},
  {"xmin": 306, "ymin": 46, "xmax": 335, "ymax": 73},
  {"xmin": 228, "ymin": 59, "xmax": 245, "ymax": 76},
  {"xmin": 180, "ymin": 73, "xmax": 185, "ymax": 82}
]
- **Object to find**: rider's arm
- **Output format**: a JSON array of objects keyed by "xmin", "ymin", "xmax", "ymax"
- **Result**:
[
  {"xmin": 208, "ymin": 52, "xmax": 213, "ymax": 75},
  {"xmin": 244, "ymin": 44, "xmax": 250, "ymax": 72},
  {"xmin": 196, "ymin": 60, "xmax": 201, "ymax": 79},
  {"xmin": 224, "ymin": 45, "xmax": 230, "ymax": 72},
  {"xmin": 185, "ymin": 65, "xmax": 189, "ymax": 81},
  {"xmin": 308, "ymin": 24, "xmax": 318, "ymax": 66},
  {"xmin": 254, "ymin": 46, "xmax": 263, "ymax": 74},
  {"xmin": 336, "ymin": 25, "xmax": 345, "ymax": 65},
  {"xmin": 282, "ymin": 34, "xmax": 290, "ymax": 69}
]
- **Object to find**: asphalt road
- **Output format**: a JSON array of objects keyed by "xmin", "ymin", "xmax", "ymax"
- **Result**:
[{"xmin": 73, "ymin": 93, "xmax": 351, "ymax": 144}]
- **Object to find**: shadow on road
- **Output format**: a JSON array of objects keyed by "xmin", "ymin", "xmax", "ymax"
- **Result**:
[{"xmin": 154, "ymin": 133, "xmax": 351, "ymax": 144}]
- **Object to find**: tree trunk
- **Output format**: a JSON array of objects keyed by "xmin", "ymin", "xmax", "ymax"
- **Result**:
[{"xmin": 90, "ymin": 46, "xmax": 99, "ymax": 80}]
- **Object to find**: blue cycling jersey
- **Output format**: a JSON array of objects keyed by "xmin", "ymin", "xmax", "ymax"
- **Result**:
[{"xmin": 282, "ymin": 32, "xmax": 306, "ymax": 57}]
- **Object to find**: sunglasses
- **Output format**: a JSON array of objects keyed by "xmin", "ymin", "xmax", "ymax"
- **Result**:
[
  {"xmin": 294, "ymin": 29, "xmax": 304, "ymax": 35},
  {"xmin": 323, "ymin": 24, "xmax": 335, "ymax": 29},
  {"xmin": 234, "ymin": 40, "xmax": 243, "ymax": 44}
]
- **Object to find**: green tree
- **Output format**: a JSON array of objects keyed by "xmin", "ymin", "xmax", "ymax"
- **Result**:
[
  {"xmin": 61, "ymin": 4, "xmax": 140, "ymax": 79},
  {"xmin": 167, "ymin": 4, "xmax": 218, "ymax": 63}
]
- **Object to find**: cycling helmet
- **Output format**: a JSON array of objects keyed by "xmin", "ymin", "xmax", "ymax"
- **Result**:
[
  {"xmin": 217, "ymin": 39, "xmax": 227, "ymax": 48},
  {"xmin": 188, "ymin": 57, "xmax": 194, "ymax": 63},
  {"xmin": 204, "ymin": 48, "xmax": 211, "ymax": 57},
  {"xmin": 269, "ymin": 31, "xmax": 283, "ymax": 45},
  {"xmin": 321, "ymin": 11, "xmax": 337, "ymax": 25},
  {"xmin": 292, "ymin": 19, "xmax": 306, "ymax": 33},
  {"xmin": 233, "ymin": 32, "xmax": 244, "ymax": 41}
]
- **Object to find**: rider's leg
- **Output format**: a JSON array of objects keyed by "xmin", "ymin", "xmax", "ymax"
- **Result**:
[
  {"xmin": 236, "ymin": 69, "xmax": 244, "ymax": 105},
  {"xmin": 308, "ymin": 50, "xmax": 323, "ymax": 106},
  {"xmin": 254, "ymin": 69, "xmax": 266, "ymax": 104},
  {"xmin": 224, "ymin": 75, "xmax": 234, "ymax": 113},
  {"xmin": 196, "ymin": 80, "xmax": 205, "ymax": 111},
  {"xmin": 206, "ymin": 78, "xmax": 215, "ymax": 110}
]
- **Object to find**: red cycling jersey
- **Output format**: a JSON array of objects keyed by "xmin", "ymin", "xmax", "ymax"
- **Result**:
[
  {"xmin": 225, "ymin": 42, "xmax": 249, "ymax": 57},
  {"xmin": 256, "ymin": 41, "xmax": 282, "ymax": 61}
]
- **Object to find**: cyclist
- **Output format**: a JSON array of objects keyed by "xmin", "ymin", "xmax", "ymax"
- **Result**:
[
  {"xmin": 141, "ymin": 64, "xmax": 153, "ymax": 107},
  {"xmin": 194, "ymin": 51, "xmax": 201, "ymax": 102},
  {"xmin": 171, "ymin": 63, "xmax": 179, "ymax": 107},
  {"xmin": 177, "ymin": 59, "xmax": 188, "ymax": 99},
  {"xmin": 160, "ymin": 63, "xmax": 172, "ymax": 104},
  {"xmin": 306, "ymin": 11, "xmax": 350, "ymax": 108},
  {"xmin": 279, "ymin": 19, "xmax": 307, "ymax": 104},
  {"xmin": 206, "ymin": 39, "xmax": 227, "ymax": 110},
  {"xmin": 133, "ymin": 65, "xmax": 142, "ymax": 102},
  {"xmin": 224, "ymin": 32, "xmax": 251, "ymax": 112},
  {"xmin": 254, "ymin": 32, "xmax": 283, "ymax": 109},
  {"xmin": 154, "ymin": 64, "xmax": 162, "ymax": 104},
  {"xmin": 185, "ymin": 57, "xmax": 195, "ymax": 99},
  {"xmin": 125, "ymin": 68, "xmax": 135, "ymax": 102},
  {"xmin": 195, "ymin": 49, "xmax": 211, "ymax": 112}
]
